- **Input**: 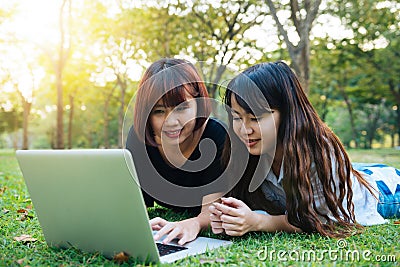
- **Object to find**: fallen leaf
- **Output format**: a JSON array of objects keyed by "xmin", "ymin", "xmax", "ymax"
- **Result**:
[
  {"xmin": 16, "ymin": 258, "xmax": 24, "ymax": 265},
  {"xmin": 18, "ymin": 214, "xmax": 27, "ymax": 221},
  {"xmin": 26, "ymin": 205, "xmax": 32, "ymax": 210},
  {"xmin": 0, "ymin": 187, "xmax": 6, "ymax": 194},
  {"xmin": 14, "ymin": 234, "xmax": 37, "ymax": 243},
  {"xmin": 113, "ymin": 252, "xmax": 129, "ymax": 263},
  {"xmin": 394, "ymin": 221, "xmax": 400, "ymax": 225},
  {"xmin": 18, "ymin": 213, "xmax": 34, "ymax": 221},
  {"xmin": 16, "ymin": 209, "xmax": 33, "ymax": 221},
  {"xmin": 17, "ymin": 209, "xmax": 28, "ymax": 214}
]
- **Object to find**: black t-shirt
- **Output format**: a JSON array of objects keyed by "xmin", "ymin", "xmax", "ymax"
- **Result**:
[{"xmin": 126, "ymin": 118, "xmax": 227, "ymax": 215}]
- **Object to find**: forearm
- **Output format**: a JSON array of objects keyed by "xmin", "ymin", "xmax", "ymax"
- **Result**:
[
  {"xmin": 190, "ymin": 211, "xmax": 210, "ymax": 230},
  {"xmin": 194, "ymin": 192, "xmax": 223, "ymax": 229},
  {"xmin": 253, "ymin": 213, "xmax": 302, "ymax": 233}
]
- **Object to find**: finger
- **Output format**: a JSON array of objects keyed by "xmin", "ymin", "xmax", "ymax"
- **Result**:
[
  {"xmin": 209, "ymin": 205, "xmax": 222, "ymax": 216},
  {"xmin": 177, "ymin": 236, "xmax": 188, "ymax": 245},
  {"xmin": 210, "ymin": 221, "xmax": 224, "ymax": 234},
  {"xmin": 177, "ymin": 232, "xmax": 195, "ymax": 245},
  {"xmin": 162, "ymin": 226, "xmax": 182, "ymax": 244},
  {"xmin": 152, "ymin": 225, "xmax": 163, "ymax": 231},
  {"xmin": 221, "ymin": 197, "xmax": 245, "ymax": 208},
  {"xmin": 150, "ymin": 217, "xmax": 169, "ymax": 231},
  {"xmin": 211, "ymin": 227, "xmax": 224, "ymax": 234},
  {"xmin": 225, "ymin": 229, "xmax": 243, "ymax": 236},
  {"xmin": 210, "ymin": 221, "xmax": 223, "ymax": 230},
  {"xmin": 153, "ymin": 223, "xmax": 174, "ymax": 241},
  {"xmin": 221, "ymin": 221, "xmax": 240, "ymax": 231},
  {"xmin": 220, "ymin": 214, "xmax": 240, "ymax": 224},
  {"xmin": 210, "ymin": 213, "xmax": 221, "ymax": 222},
  {"xmin": 213, "ymin": 202, "xmax": 239, "ymax": 216},
  {"xmin": 150, "ymin": 217, "xmax": 168, "ymax": 227}
]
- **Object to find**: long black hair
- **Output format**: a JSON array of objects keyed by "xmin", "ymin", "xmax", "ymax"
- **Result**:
[{"xmin": 223, "ymin": 61, "xmax": 374, "ymax": 237}]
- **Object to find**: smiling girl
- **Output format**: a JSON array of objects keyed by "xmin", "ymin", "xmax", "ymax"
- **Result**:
[
  {"xmin": 126, "ymin": 58, "xmax": 226, "ymax": 245},
  {"xmin": 210, "ymin": 61, "xmax": 400, "ymax": 238}
]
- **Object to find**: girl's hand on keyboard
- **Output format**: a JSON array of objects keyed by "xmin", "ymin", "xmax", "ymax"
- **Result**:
[{"xmin": 151, "ymin": 217, "xmax": 200, "ymax": 245}]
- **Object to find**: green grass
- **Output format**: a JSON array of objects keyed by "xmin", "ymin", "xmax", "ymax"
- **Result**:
[
  {"xmin": 347, "ymin": 148, "xmax": 400, "ymax": 169},
  {"xmin": 1, "ymin": 149, "xmax": 399, "ymax": 266}
]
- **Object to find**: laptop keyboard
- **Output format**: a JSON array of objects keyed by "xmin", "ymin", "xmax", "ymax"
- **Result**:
[{"xmin": 156, "ymin": 242, "xmax": 188, "ymax": 256}]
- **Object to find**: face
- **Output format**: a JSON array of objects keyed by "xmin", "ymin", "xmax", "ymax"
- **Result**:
[
  {"xmin": 230, "ymin": 95, "xmax": 280, "ymax": 156},
  {"xmin": 149, "ymin": 91, "xmax": 197, "ymax": 147}
]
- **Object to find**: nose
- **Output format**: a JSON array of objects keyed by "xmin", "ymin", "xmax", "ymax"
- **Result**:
[
  {"xmin": 240, "ymin": 121, "xmax": 253, "ymax": 136},
  {"xmin": 164, "ymin": 110, "xmax": 179, "ymax": 126}
]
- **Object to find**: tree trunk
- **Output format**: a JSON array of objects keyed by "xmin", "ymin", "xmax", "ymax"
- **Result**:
[
  {"xmin": 118, "ymin": 82, "xmax": 126, "ymax": 148},
  {"xmin": 209, "ymin": 65, "xmax": 227, "ymax": 99},
  {"xmin": 55, "ymin": 0, "xmax": 71, "ymax": 149},
  {"xmin": 265, "ymin": 0, "xmax": 322, "ymax": 94},
  {"xmin": 102, "ymin": 84, "xmax": 118, "ymax": 149},
  {"xmin": 67, "ymin": 94, "xmax": 74, "ymax": 149},
  {"xmin": 397, "ymin": 107, "xmax": 400, "ymax": 147},
  {"xmin": 16, "ymin": 90, "xmax": 32, "ymax": 150},
  {"xmin": 370, "ymin": 106, "xmax": 380, "ymax": 148},
  {"xmin": 56, "ymin": 71, "xmax": 64, "ymax": 149},
  {"xmin": 389, "ymin": 132, "xmax": 394, "ymax": 148},
  {"xmin": 339, "ymin": 85, "xmax": 358, "ymax": 148},
  {"xmin": 22, "ymin": 100, "xmax": 31, "ymax": 150},
  {"xmin": 13, "ymin": 114, "xmax": 18, "ymax": 150},
  {"xmin": 103, "ymin": 99, "xmax": 110, "ymax": 149},
  {"xmin": 386, "ymin": 80, "xmax": 400, "ymax": 146},
  {"xmin": 290, "ymin": 40, "xmax": 310, "ymax": 93},
  {"xmin": 387, "ymin": 80, "xmax": 400, "ymax": 147},
  {"xmin": 320, "ymin": 95, "xmax": 329, "ymax": 122},
  {"xmin": 191, "ymin": 1, "xmax": 266, "ymax": 97}
]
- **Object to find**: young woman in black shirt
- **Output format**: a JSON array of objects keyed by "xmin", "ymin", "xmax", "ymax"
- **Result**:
[{"xmin": 126, "ymin": 58, "xmax": 227, "ymax": 245}]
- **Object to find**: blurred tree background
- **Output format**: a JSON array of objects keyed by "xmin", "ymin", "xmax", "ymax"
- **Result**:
[{"xmin": 0, "ymin": 0, "xmax": 398, "ymax": 149}]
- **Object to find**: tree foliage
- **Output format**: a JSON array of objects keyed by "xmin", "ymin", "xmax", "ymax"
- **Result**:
[{"xmin": 0, "ymin": 0, "xmax": 399, "ymax": 149}]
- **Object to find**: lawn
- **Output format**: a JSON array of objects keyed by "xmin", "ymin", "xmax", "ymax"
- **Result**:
[{"xmin": 1, "ymin": 148, "xmax": 399, "ymax": 266}]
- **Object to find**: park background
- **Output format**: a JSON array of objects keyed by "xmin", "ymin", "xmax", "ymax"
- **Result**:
[
  {"xmin": 0, "ymin": 0, "xmax": 399, "ymax": 151},
  {"xmin": 0, "ymin": 0, "xmax": 399, "ymax": 266}
]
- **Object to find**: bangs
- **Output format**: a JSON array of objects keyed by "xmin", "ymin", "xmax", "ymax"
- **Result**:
[
  {"xmin": 160, "ymin": 84, "xmax": 197, "ymax": 108},
  {"xmin": 226, "ymin": 73, "xmax": 272, "ymax": 116},
  {"xmin": 134, "ymin": 58, "xmax": 210, "ymax": 146},
  {"xmin": 148, "ymin": 67, "xmax": 199, "ymax": 108}
]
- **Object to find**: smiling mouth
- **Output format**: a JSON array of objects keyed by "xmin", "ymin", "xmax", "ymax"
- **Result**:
[
  {"xmin": 163, "ymin": 129, "xmax": 182, "ymax": 138},
  {"xmin": 244, "ymin": 139, "xmax": 260, "ymax": 147}
]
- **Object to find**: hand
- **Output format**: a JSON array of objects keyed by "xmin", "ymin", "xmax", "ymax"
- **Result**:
[
  {"xmin": 209, "ymin": 204, "xmax": 224, "ymax": 234},
  {"xmin": 150, "ymin": 217, "xmax": 201, "ymax": 245},
  {"xmin": 212, "ymin": 197, "xmax": 261, "ymax": 236}
]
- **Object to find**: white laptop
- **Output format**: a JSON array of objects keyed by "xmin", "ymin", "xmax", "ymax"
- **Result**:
[{"xmin": 16, "ymin": 149, "xmax": 231, "ymax": 263}]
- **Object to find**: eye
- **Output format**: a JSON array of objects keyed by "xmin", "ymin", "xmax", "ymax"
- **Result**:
[
  {"xmin": 152, "ymin": 109, "xmax": 165, "ymax": 115},
  {"xmin": 250, "ymin": 116, "xmax": 263, "ymax": 122},
  {"xmin": 175, "ymin": 105, "xmax": 189, "ymax": 112},
  {"xmin": 232, "ymin": 115, "xmax": 241, "ymax": 121}
]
